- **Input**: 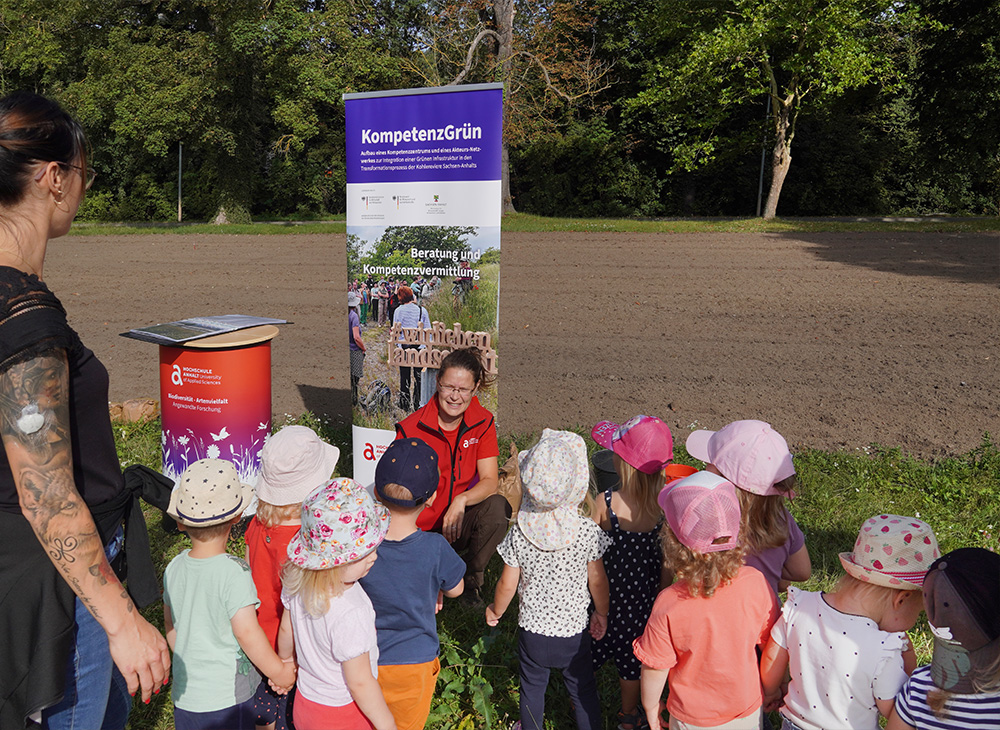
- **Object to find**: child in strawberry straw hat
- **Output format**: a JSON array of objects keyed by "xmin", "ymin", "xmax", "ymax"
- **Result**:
[
  {"xmin": 486, "ymin": 429, "xmax": 612, "ymax": 730},
  {"xmin": 761, "ymin": 514, "xmax": 941, "ymax": 730},
  {"xmin": 276, "ymin": 478, "xmax": 395, "ymax": 730}
]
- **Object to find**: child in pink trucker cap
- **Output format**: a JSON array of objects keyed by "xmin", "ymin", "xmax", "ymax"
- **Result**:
[
  {"xmin": 686, "ymin": 420, "xmax": 811, "ymax": 596},
  {"xmin": 634, "ymin": 471, "xmax": 779, "ymax": 730},
  {"xmin": 761, "ymin": 513, "xmax": 940, "ymax": 730},
  {"xmin": 591, "ymin": 415, "xmax": 695, "ymax": 730}
]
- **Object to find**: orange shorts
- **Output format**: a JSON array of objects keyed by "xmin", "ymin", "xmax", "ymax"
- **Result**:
[{"xmin": 377, "ymin": 657, "xmax": 441, "ymax": 730}]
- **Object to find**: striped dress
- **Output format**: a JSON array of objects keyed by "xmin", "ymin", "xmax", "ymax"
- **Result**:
[{"xmin": 894, "ymin": 665, "xmax": 1000, "ymax": 729}]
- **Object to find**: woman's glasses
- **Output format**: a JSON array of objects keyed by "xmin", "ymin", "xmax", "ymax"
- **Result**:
[
  {"xmin": 439, "ymin": 384, "xmax": 475, "ymax": 398},
  {"xmin": 62, "ymin": 162, "xmax": 97, "ymax": 190},
  {"xmin": 33, "ymin": 161, "xmax": 97, "ymax": 190}
]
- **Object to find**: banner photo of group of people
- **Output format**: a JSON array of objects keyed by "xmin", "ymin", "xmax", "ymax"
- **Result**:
[{"xmin": 343, "ymin": 83, "xmax": 503, "ymax": 485}]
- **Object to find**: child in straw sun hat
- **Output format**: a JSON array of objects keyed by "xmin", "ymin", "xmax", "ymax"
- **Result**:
[
  {"xmin": 887, "ymin": 547, "xmax": 1000, "ymax": 729},
  {"xmin": 486, "ymin": 428, "xmax": 612, "ymax": 730},
  {"xmin": 244, "ymin": 424, "xmax": 340, "ymax": 730},
  {"xmin": 163, "ymin": 459, "xmax": 296, "ymax": 730},
  {"xmin": 635, "ymin": 471, "xmax": 779, "ymax": 730},
  {"xmin": 761, "ymin": 513, "xmax": 941, "ymax": 730},
  {"xmin": 277, "ymin": 478, "xmax": 394, "ymax": 730}
]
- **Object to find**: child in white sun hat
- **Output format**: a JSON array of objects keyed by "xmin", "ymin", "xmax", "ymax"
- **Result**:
[
  {"xmin": 486, "ymin": 429, "xmax": 612, "ymax": 730},
  {"xmin": 163, "ymin": 459, "xmax": 297, "ymax": 730},
  {"xmin": 277, "ymin": 478, "xmax": 394, "ymax": 730},
  {"xmin": 761, "ymin": 513, "xmax": 941, "ymax": 730},
  {"xmin": 635, "ymin": 470, "xmax": 780, "ymax": 730},
  {"xmin": 686, "ymin": 420, "xmax": 811, "ymax": 596},
  {"xmin": 244, "ymin": 425, "xmax": 340, "ymax": 730}
]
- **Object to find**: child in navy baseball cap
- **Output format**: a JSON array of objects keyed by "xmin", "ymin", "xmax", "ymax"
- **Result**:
[{"xmin": 359, "ymin": 438, "xmax": 466, "ymax": 730}]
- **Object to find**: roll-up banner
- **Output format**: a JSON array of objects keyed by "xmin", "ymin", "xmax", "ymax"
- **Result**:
[{"xmin": 343, "ymin": 83, "xmax": 503, "ymax": 487}]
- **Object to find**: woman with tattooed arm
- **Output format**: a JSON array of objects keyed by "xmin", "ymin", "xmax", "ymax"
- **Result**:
[{"xmin": 0, "ymin": 92, "xmax": 169, "ymax": 729}]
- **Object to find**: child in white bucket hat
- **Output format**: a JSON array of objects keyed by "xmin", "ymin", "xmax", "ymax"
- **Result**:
[
  {"xmin": 761, "ymin": 513, "xmax": 940, "ymax": 730},
  {"xmin": 486, "ymin": 429, "xmax": 611, "ymax": 730},
  {"xmin": 634, "ymin": 471, "xmax": 780, "ymax": 730},
  {"xmin": 244, "ymin": 425, "xmax": 340, "ymax": 730},
  {"xmin": 276, "ymin": 478, "xmax": 394, "ymax": 730},
  {"xmin": 163, "ymin": 459, "xmax": 296, "ymax": 729}
]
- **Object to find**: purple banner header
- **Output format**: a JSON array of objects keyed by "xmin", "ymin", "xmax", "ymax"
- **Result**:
[{"xmin": 345, "ymin": 87, "xmax": 503, "ymax": 184}]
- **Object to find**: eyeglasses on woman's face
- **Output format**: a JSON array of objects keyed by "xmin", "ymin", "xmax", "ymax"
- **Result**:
[
  {"xmin": 438, "ymin": 384, "xmax": 475, "ymax": 399},
  {"xmin": 62, "ymin": 162, "xmax": 97, "ymax": 190},
  {"xmin": 33, "ymin": 160, "xmax": 97, "ymax": 190}
]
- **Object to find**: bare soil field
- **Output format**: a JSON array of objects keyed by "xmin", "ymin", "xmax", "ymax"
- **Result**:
[{"xmin": 49, "ymin": 230, "xmax": 998, "ymax": 459}]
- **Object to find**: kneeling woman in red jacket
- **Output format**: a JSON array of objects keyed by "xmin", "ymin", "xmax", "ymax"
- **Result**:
[{"xmin": 395, "ymin": 347, "xmax": 509, "ymax": 602}]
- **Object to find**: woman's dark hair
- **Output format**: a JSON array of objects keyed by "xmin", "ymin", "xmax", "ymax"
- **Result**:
[
  {"xmin": 0, "ymin": 91, "xmax": 88, "ymax": 207},
  {"xmin": 397, "ymin": 285, "xmax": 414, "ymax": 304},
  {"xmin": 439, "ymin": 347, "xmax": 495, "ymax": 390}
]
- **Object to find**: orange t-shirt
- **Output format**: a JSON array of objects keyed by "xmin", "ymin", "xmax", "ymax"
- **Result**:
[
  {"xmin": 245, "ymin": 517, "xmax": 300, "ymax": 649},
  {"xmin": 632, "ymin": 566, "xmax": 779, "ymax": 726}
]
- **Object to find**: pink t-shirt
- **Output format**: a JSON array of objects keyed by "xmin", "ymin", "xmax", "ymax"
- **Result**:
[
  {"xmin": 282, "ymin": 582, "xmax": 379, "ymax": 707},
  {"xmin": 633, "ymin": 566, "xmax": 779, "ymax": 726}
]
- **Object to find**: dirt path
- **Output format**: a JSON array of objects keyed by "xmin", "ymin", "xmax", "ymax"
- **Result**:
[{"xmin": 48, "ymin": 230, "xmax": 998, "ymax": 458}]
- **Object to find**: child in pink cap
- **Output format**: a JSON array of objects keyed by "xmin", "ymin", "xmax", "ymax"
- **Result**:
[
  {"xmin": 761, "ymin": 513, "xmax": 940, "ymax": 730},
  {"xmin": 590, "ymin": 415, "xmax": 694, "ymax": 730},
  {"xmin": 686, "ymin": 420, "xmax": 811, "ymax": 596},
  {"xmin": 635, "ymin": 470, "xmax": 780, "ymax": 729}
]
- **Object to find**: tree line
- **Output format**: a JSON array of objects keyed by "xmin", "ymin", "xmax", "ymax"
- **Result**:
[{"xmin": 1, "ymin": 0, "xmax": 996, "ymax": 220}]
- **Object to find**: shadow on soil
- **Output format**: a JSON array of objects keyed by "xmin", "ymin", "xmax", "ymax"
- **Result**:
[
  {"xmin": 297, "ymin": 384, "xmax": 353, "ymax": 425},
  {"xmin": 785, "ymin": 231, "xmax": 999, "ymax": 286}
]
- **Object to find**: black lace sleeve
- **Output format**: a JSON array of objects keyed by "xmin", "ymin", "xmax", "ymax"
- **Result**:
[{"xmin": 0, "ymin": 267, "xmax": 77, "ymax": 372}]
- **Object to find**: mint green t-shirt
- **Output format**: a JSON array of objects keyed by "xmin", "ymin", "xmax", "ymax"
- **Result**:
[{"xmin": 163, "ymin": 551, "xmax": 261, "ymax": 712}]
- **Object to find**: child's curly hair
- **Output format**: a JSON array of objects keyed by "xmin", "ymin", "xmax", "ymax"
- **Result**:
[{"xmin": 660, "ymin": 523, "xmax": 746, "ymax": 598}]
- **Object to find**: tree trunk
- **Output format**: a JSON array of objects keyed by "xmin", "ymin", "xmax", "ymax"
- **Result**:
[
  {"xmin": 495, "ymin": 0, "xmax": 516, "ymax": 214},
  {"xmin": 763, "ymin": 100, "xmax": 793, "ymax": 219},
  {"xmin": 501, "ymin": 144, "xmax": 515, "ymax": 213}
]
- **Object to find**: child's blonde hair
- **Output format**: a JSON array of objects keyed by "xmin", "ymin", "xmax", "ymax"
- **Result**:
[
  {"xmin": 928, "ymin": 650, "xmax": 1000, "ymax": 716},
  {"xmin": 614, "ymin": 453, "xmax": 664, "ymax": 523},
  {"xmin": 254, "ymin": 499, "xmax": 301, "ymax": 528},
  {"xmin": 833, "ymin": 573, "xmax": 917, "ymax": 623},
  {"xmin": 280, "ymin": 560, "xmax": 348, "ymax": 617},
  {"xmin": 736, "ymin": 473, "xmax": 796, "ymax": 554},
  {"xmin": 376, "ymin": 482, "xmax": 424, "ymax": 516},
  {"xmin": 660, "ymin": 523, "xmax": 746, "ymax": 598},
  {"xmin": 183, "ymin": 520, "xmax": 235, "ymax": 542}
]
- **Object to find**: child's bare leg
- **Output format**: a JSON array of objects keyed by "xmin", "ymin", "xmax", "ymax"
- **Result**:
[{"xmin": 621, "ymin": 677, "xmax": 641, "ymax": 716}]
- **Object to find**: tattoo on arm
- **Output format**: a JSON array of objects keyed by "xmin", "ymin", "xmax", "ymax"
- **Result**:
[{"xmin": 0, "ymin": 350, "xmax": 122, "ymax": 618}]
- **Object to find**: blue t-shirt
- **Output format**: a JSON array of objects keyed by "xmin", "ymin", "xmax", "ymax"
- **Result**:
[{"xmin": 359, "ymin": 530, "xmax": 465, "ymax": 665}]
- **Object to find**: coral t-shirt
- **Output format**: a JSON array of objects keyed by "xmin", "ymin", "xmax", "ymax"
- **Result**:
[
  {"xmin": 633, "ymin": 566, "xmax": 779, "ymax": 726},
  {"xmin": 245, "ymin": 517, "xmax": 300, "ymax": 649}
]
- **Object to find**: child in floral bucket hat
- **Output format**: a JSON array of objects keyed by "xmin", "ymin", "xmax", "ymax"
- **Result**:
[
  {"xmin": 762, "ymin": 514, "xmax": 940, "ymax": 730},
  {"xmin": 486, "ymin": 429, "xmax": 612, "ymax": 730},
  {"xmin": 277, "ymin": 478, "xmax": 394, "ymax": 730}
]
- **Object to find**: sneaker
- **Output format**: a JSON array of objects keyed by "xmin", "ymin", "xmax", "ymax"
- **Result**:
[{"xmin": 617, "ymin": 708, "xmax": 650, "ymax": 730}]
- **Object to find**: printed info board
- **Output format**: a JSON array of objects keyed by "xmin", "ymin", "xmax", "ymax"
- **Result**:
[{"xmin": 344, "ymin": 83, "xmax": 502, "ymax": 487}]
